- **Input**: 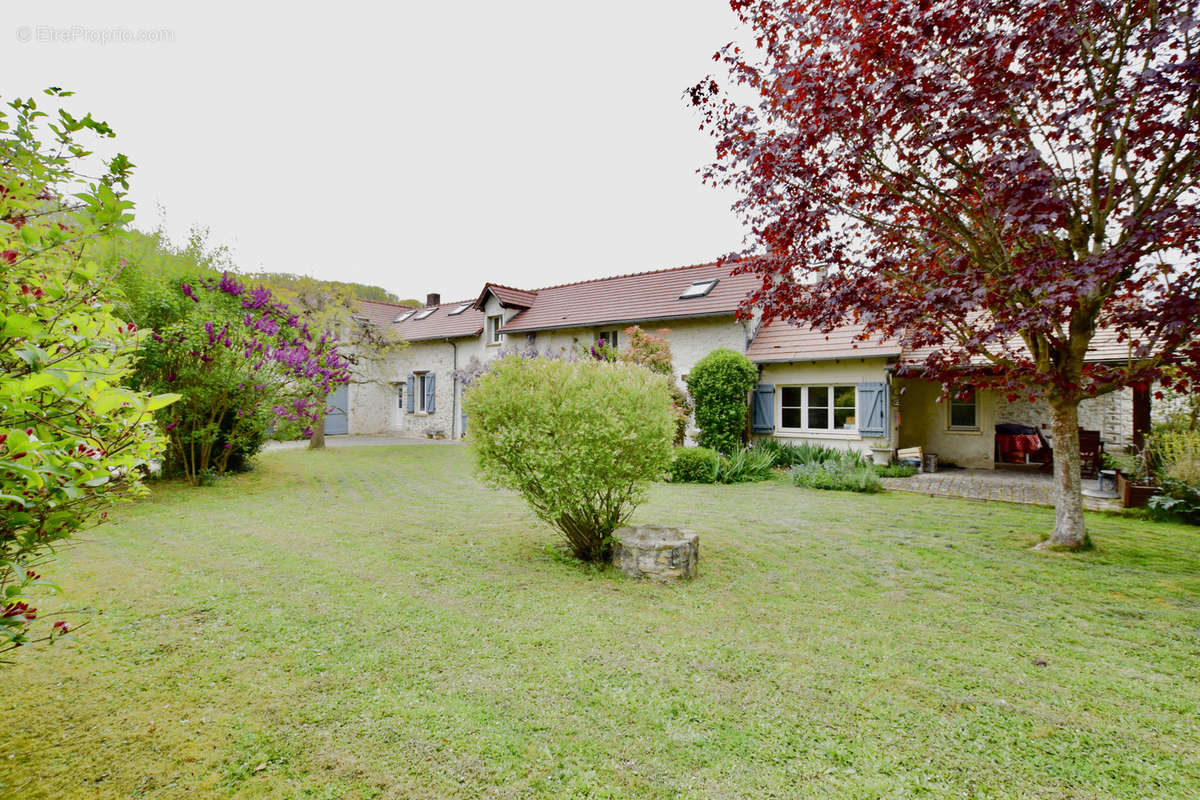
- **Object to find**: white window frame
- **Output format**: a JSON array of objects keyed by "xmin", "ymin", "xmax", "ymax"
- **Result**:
[
  {"xmin": 679, "ymin": 279, "xmax": 719, "ymax": 299},
  {"xmin": 948, "ymin": 387, "xmax": 979, "ymax": 431},
  {"xmin": 415, "ymin": 372, "xmax": 429, "ymax": 413},
  {"xmin": 778, "ymin": 384, "xmax": 858, "ymax": 433},
  {"xmin": 595, "ymin": 329, "xmax": 620, "ymax": 350},
  {"xmin": 487, "ymin": 315, "xmax": 503, "ymax": 345}
]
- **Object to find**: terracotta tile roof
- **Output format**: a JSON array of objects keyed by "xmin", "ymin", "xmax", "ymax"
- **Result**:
[
  {"xmin": 354, "ymin": 299, "xmax": 419, "ymax": 328},
  {"xmin": 901, "ymin": 326, "xmax": 1142, "ymax": 366},
  {"xmin": 747, "ymin": 320, "xmax": 903, "ymax": 362},
  {"xmin": 499, "ymin": 262, "xmax": 759, "ymax": 334},
  {"xmin": 359, "ymin": 298, "xmax": 485, "ymax": 342},
  {"xmin": 476, "ymin": 283, "xmax": 537, "ymax": 310}
]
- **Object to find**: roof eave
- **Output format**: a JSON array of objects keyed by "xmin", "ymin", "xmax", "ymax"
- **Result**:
[
  {"xmin": 752, "ymin": 350, "xmax": 902, "ymax": 364},
  {"xmin": 500, "ymin": 309, "xmax": 742, "ymax": 335}
]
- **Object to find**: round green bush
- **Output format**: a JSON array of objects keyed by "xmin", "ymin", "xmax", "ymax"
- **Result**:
[
  {"xmin": 670, "ymin": 447, "xmax": 720, "ymax": 483},
  {"xmin": 463, "ymin": 355, "xmax": 675, "ymax": 562},
  {"xmin": 685, "ymin": 348, "xmax": 758, "ymax": 454}
]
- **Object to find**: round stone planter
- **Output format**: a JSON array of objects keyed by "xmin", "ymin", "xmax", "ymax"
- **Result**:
[{"xmin": 611, "ymin": 525, "xmax": 699, "ymax": 582}]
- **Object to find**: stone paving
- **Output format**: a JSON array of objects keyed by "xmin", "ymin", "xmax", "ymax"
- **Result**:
[{"xmin": 880, "ymin": 468, "xmax": 1123, "ymax": 511}]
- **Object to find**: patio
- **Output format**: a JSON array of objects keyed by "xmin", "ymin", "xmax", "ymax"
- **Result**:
[{"xmin": 880, "ymin": 467, "xmax": 1123, "ymax": 511}]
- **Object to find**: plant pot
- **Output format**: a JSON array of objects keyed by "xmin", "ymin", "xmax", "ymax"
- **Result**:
[{"xmin": 1116, "ymin": 472, "xmax": 1157, "ymax": 508}]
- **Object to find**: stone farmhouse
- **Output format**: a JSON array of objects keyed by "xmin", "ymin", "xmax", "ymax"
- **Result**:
[{"xmin": 333, "ymin": 261, "xmax": 1140, "ymax": 469}]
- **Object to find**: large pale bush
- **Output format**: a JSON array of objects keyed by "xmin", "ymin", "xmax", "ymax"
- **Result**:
[{"xmin": 463, "ymin": 355, "xmax": 674, "ymax": 562}]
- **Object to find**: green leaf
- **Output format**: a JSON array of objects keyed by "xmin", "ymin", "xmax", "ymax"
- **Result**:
[
  {"xmin": 145, "ymin": 393, "xmax": 182, "ymax": 412},
  {"xmin": 1, "ymin": 314, "xmax": 38, "ymax": 339}
]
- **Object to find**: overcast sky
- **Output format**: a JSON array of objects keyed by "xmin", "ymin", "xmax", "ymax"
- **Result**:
[{"xmin": 4, "ymin": 2, "xmax": 749, "ymax": 302}]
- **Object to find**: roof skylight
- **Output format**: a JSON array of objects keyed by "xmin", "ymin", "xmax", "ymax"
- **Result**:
[
  {"xmin": 413, "ymin": 308, "xmax": 437, "ymax": 320},
  {"xmin": 394, "ymin": 311, "xmax": 415, "ymax": 323},
  {"xmin": 447, "ymin": 303, "xmax": 472, "ymax": 316},
  {"xmin": 679, "ymin": 279, "xmax": 718, "ymax": 299}
]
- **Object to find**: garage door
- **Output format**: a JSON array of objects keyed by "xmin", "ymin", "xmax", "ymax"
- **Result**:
[{"xmin": 324, "ymin": 385, "xmax": 349, "ymax": 436}]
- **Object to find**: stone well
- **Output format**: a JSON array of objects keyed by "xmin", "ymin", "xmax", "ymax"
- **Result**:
[{"xmin": 611, "ymin": 525, "xmax": 699, "ymax": 581}]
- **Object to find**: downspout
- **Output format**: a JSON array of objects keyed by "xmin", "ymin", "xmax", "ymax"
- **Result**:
[{"xmin": 447, "ymin": 338, "xmax": 458, "ymax": 440}]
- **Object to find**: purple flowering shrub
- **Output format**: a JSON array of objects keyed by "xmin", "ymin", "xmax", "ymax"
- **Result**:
[{"xmin": 135, "ymin": 273, "xmax": 349, "ymax": 483}]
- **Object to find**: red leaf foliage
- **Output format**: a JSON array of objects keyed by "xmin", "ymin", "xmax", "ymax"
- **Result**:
[{"xmin": 695, "ymin": 0, "xmax": 1200, "ymax": 401}]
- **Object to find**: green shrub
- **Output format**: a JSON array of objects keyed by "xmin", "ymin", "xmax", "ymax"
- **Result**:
[
  {"xmin": 791, "ymin": 452, "xmax": 883, "ymax": 493},
  {"xmin": 716, "ymin": 447, "xmax": 776, "ymax": 483},
  {"xmin": 685, "ymin": 349, "xmax": 758, "ymax": 454},
  {"xmin": 464, "ymin": 355, "xmax": 674, "ymax": 562},
  {"xmin": 1147, "ymin": 481, "xmax": 1200, "ymax": 524},
  {"xmin": 1, "ymin": 92, "xmax": 178, "ymax": 653},
  {"xmin": 619, "ymin": 326, "xmax": 691, "ymax": 445},
  {"xmin": 753, "ymin": 439, "xmax": 844, "ymax": 468},
  {"xmin": 671, "ymin": 447, "xmax": 720, "ymax": 483},
  {"xmin": 873, "ymin": 463, "xmax": 917, "ymax": 478}
]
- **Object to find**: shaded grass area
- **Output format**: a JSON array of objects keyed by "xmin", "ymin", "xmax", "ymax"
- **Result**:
[{"xmin": 1, "ymin": 445, "xmax": 1198, "ymax": 799}]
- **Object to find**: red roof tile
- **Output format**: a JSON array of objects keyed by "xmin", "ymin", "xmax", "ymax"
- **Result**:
[
  {"xmin": 901, "ymin": 326, "xmax": 1141, "ymax": 366},
  {"xmin": 747, "ymin": 320, "xmax": 903, "ymax": 362},
  {"xmin": 359, "ymin": 298, "xmax": 485, "ymax": 342},
  {"xmin": 476, "ymin": 283, "xmax": 537, "ymax": 310},
  {"xmin": 354, "ymin": 299, "xmax": 419, "ymax": 328},
  {"xmin": 499, "ymin": 262, "xmax": 759, "ymax": 334}
]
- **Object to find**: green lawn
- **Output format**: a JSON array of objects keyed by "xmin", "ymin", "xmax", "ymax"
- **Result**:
[{"xmin": 1, "ymin": 445, "xmax": 1198, "ymax": 799}]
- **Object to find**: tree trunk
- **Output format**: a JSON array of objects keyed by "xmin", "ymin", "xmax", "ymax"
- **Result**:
[
  {"xmin": 308, "ymin": 409, "xmax": 326, "ymax": 451},
  {"xmin": 1038, "ymin": 399, "xmax": 1091, "ymax": 550}
]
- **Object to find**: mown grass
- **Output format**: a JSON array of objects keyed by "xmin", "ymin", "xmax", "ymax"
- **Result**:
[{"xmin": 1, "ymin": 445, "xmax": 1197, "ymax": 799}]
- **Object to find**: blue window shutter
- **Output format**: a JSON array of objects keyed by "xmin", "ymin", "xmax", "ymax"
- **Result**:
[
  {"xmin": 858, "ymin": 382, "xmax": 888, "ymax": 438},
  {"xmin": 406, "ymin": 374, "xmax": 415, "ymax": 413},
  {"xmin": 425, "ymin": 373, "xmax": 436, "ymax": 414},
  {"xmin": 751, "ymin": 384, "xmax": 775, "ymax": 433}
]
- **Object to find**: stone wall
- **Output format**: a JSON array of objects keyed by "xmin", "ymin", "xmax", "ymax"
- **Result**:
[
  {"xmin": 896, "ymin": 379, "xmax": 1133, "ymax": 468},
  {"xmin": 345, "ymin": 305, "xmax": 754, "ymax": 440},
  {"xmin": 997, "ymin": 389, "xmax": 1133, "ymax": 449}
]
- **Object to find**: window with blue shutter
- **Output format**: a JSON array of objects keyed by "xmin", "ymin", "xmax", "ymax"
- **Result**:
[
  {"xmin": 406, "ymin": 374, "xmax": 415, "ymax": 413},
  {"xmin": 425, "ymin": 372, "xmax": 436, "ymax": 414},
  {"xmin": 857, "ymin": 382, "xmax": 889, "ymax": 438},
  {"xmin": 752, "ymin": 384, "xmax": 775, "ymax": 433}
]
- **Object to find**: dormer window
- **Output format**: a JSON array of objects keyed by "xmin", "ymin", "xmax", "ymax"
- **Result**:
[
  {"xmin": 679, "ymin": 279, "xmax": 718, "ymax": 299},
  {"xmin": 447, "ymin": 303, "xmax": 472, "ymax": 316},
  {"xmin": 487, "ymin": 315, "xmax": 503, "ymax": 344},
  {"xmin": 413, "ymin": 308, "xmax": 436, "ymax": 320}
]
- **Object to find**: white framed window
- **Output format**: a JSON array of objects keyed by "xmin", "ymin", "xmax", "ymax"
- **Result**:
[
  {"xmin": 779, "ymin": 385, "xmax": 857, "ymax": 432},
  {"xmin": 679, "ymin": 279, "xmax": 718, "ymax": 299},
  {"xmin": 396, "ymin": 382, "xmax": 404, "ymax": 409},
  {"xmin": 949, "ymin": 387, "xmax": 978, "ymax": 430},
  {"xmin": 416, "ymin": 372, "xmax": 429, "ymax": 412},
  {"xmin": 595, "ymin": 329, "xmax": 619, "ymax": 350},
  {"xmin": 487, "ymin": 315, "xmax": 503, "ymax": 345}
]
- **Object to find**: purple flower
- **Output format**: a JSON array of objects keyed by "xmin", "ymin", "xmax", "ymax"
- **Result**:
[
  {"xmin": 181, "ymin": 282, "xmax": 199, "ymax": 302},
  {"xmin": 219, "ymin": 273, "xmax": 244, "ymax": 296},
  {"xmin": 241, "ymin": 286, "xmax": 272, "ymax": 310}
]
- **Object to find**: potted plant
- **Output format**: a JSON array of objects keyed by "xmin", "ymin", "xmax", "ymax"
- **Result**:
[{"xmin": 1103, "ymin": 449, "xmax": 1158, "ymax": 508}]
